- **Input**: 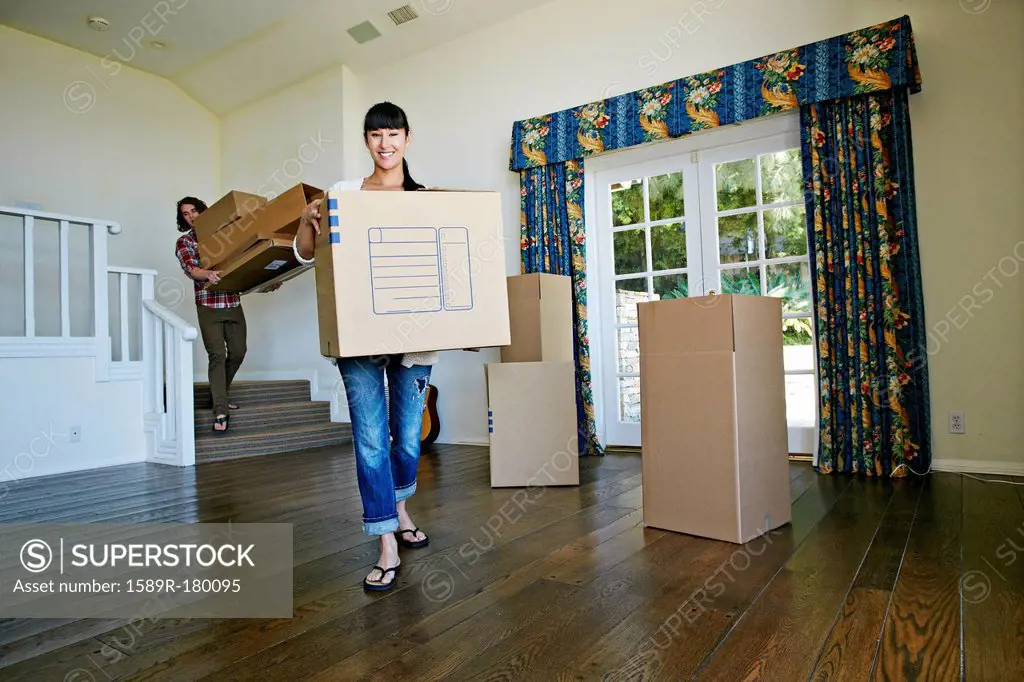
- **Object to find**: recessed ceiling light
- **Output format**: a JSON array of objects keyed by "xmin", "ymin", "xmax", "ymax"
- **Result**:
[
  {"xmin": 149, "ymin": 40, "xmax": 169, "ymax": 50},
  {"xmin": 87, "ymin": 16, "xmax": 110, "ymax": 31}
]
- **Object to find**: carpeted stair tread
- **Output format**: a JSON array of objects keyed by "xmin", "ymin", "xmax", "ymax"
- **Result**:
[
  {"xmin": 195, "ymin": 422, "xmax": 353, "ymax": 463},
  {"xmin": 194, "ymin": 400, "xmax": 330, "ymax": 431},
  {"xmin": 193, "ymin": 384, "xmax": 312, "ymax": 409}
]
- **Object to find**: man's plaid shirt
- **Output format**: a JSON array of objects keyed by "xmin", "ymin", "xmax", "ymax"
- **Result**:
[{"xmin": 175, "ymin": 229, "xmax": 240, "ymax": 309}]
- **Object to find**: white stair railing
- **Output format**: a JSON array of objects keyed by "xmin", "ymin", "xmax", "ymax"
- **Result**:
[
  {"xmin": 108, "ymin": 267, "xmax": 197, "ymax": 467},
  {"xmin": 1, "ymin": 205, "xmax": 197, "ymax": 468}
]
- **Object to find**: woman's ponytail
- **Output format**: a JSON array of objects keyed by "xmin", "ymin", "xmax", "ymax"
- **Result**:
[{"xmin": 402, "ymin": 158, "xmax": 424, "ymax": 191}]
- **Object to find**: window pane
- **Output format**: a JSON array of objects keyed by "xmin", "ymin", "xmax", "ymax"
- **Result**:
[
  {"xmin": 649, "ymin": 172, "xmax": 684, "ymax": 221},
  {"xmin": 619, "ymin": 376, "xmax": 641, "ymax": 423},
  {"xmin": 653, "ymin": 273, "xmax": 688, "ymax": 300},
  {"xmin": 651, "ymin": 222, "xmax": 686, "ymax": 271},
  {"xmin": 760, "ymin": 149, "xmax": 803, "ymax": 204},
  {"xmin": 783, "ymin": 317, "xmax": 815, "ymax": 355},
  {"xmin": 786, "ymin": 374, "xmax": 817, "ymax": 428},
  {"xmin": 614, "ymin": 277, "xmax": 649, "ymax": 324},
  {"xmin": 765, "ymin": 206, "xmax": 808, "ymax": 259},
  {"xmin": 716, "ymin": 158, "xmax": 756, "ymax": 210},
  {"xmin": 611, "ymin": 180, "xmax": 644, "ymax": 227},
  {"xmin": 613, "ymin": 228, "xmax": 646, "ymax": 275},
  {"xmin": 617, "ymin": 327, "xmax": 639, "ymax": 373},
  {"xmin": 767, "ymin": 262, "xmax": 812, "ymax": 314},
  {"xmin": 720, "ymin": 267, "xmax": 762, "ymax": 296},
  {"xmin": 718, "ymin": 212, "xmax": 758, "ymax": 264}
]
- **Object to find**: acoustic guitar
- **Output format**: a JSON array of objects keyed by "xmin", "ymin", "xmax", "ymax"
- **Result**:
[{"xmin": 420, "ymin": 383, "xmax": 440, "ymax": 444}]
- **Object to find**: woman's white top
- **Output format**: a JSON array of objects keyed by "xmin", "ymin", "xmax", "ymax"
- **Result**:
[{"xmin": 293, "ymin": 179, "xmax": 439, "ymax": 368}]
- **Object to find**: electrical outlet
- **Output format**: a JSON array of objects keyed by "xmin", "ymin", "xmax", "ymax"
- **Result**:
[
  {"xmin": 949, "ymin": 411, "xmax": 965, "ymax": 435},
  {"xmin": 70, "ymin": 426, "xmax": 82, "ymax": 443}
]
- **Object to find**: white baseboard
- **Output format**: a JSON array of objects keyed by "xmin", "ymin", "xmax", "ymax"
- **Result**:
[{"xmin": 931, "ymin": 459, "xmax": 1024, "ymax": 476}]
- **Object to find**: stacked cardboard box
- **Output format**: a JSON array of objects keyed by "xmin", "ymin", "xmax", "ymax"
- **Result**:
[
  {"xmin": 486, "ymin": 273, "xmax": 580, "ymax": 488},
  {"xmin": 638, "ymin": 294, "xmax": 792, "ymax": 544},
  {"xmin": 311, "ymin": 186, "xmax": 511, "ymax": 356},
  {"xmin": 197, "ymin": 183, "xmax": 323, "ymax": 295}
]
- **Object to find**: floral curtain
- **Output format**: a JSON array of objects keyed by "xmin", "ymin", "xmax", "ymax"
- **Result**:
[
  {"xmin": 520, "ymin": 160, "xmax": 604, "ymax": 456},
  {"xmin": 801, "ymin": 85, "xmax": 930, "ymax": 477}
]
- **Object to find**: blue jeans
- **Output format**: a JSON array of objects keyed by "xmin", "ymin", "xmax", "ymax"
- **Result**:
[{"xmin": 337, "ymin": 355, "xmax": 432, "ymax": 536}]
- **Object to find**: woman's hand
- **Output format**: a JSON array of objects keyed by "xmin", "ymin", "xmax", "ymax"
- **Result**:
[{"xmin": 300, "ymin": 198, "xmax": 323, "ymax": 235}]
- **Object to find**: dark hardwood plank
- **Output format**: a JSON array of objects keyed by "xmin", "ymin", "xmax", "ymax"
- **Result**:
[
  {"xmin": 962, "ymin": 475, "xmax": 1024, "ymax": 680},
  {"xmin": 692, "ymin": 473, "xmax": 894, "ymax": 681},
  {"xmin": 810, "ymin": 477, "xmax": 924, "ymax": 681},
  {"xmin": 872, "ymin": 473, "xmax": 962, "ymax": 681}
]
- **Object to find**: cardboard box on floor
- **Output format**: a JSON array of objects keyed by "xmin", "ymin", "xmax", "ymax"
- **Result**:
[
  {"xmin": 501, "ymin": 273, "xmax": 575, "ymax": 363},
  {"xmin": 638, "ymin": 294, "xmax": 791, "ymax": 544},
  {"xmin": 195, "ymin": 183, "xmax": 322, "ymax": 269},
  {"xmin": 486, "ymin": 361, "xmax": 580, "ymax": 487},
  {"xmin": 313, "ymin": 187, "xmax": 510, "ymax": 357}
]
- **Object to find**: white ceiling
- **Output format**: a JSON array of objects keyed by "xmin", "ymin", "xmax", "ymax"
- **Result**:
[{"xmin": 0, "ymin": 0, "xmax": 554, "ymax": 115}]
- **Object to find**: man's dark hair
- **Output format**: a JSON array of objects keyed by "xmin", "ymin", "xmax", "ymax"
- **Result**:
[{"xmin": 176, "ymin": 196, "xmax": 208, "ymax": 232}]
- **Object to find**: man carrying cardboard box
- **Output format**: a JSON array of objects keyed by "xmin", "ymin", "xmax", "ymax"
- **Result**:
[{"xmin": 175, "ymin": 196, "xmax": 280, "ymax": 432}]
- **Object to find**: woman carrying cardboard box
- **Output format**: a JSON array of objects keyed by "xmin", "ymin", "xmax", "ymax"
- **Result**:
[{"xmin": 293, "ymin": 102, "xmax": 442, "ymax": 592}]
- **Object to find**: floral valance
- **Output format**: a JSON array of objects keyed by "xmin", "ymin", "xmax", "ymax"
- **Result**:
[{"xmin": 508, "ymin": 15, "xmax": 921, "ymax": 171}]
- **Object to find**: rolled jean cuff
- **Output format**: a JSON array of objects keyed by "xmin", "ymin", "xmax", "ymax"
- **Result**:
[
  {"xmin": 395, "ymin": 481, "xmax": 417, "ymax": 503},
  {"xmin": 363, "ymin": 516, "xmax": 399, "ymax": 536}
]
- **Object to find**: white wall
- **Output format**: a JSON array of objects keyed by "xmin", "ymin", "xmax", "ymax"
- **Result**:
[
  {"xmin": 341, "ymin": 0, "xmax": 1022, "ymax": 461},
  {"xmin": 0, "ymin": 358, "xmax": 146, "ymax": 482},
  {"xmin": 0, "ymin": 26, "xmax": 219, "ymax": 474}
]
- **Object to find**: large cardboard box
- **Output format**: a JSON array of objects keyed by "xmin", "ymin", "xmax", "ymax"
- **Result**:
[
  {"xmin": 205, "ymin": 237, "xmax": 307, "ymax": 295},
  {"xmin": 486, "ymin": 361, "xmax": 580, "ymax": 487},
  {"xmin": 638, "ymin": 294, "xmax": 791, "ymax": 544},
  {"xmin": 195, "ymin": 184, "xmax": 321, "ymax": 269},
  {"xmin": 313, "ymin": 188, "xmax": 511, "ymax": 357},
  {"xmin": 501, "ymin": 273, "xmax": 575, "ymax": 363}
]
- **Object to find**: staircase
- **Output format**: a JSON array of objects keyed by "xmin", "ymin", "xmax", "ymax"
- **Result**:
[{"xmin": 192, "ymin": 379, "xmax": 352, "ymax": 463}]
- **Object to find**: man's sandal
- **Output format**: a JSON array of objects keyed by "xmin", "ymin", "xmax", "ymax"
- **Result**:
[
  {"xmin": 363, "ymin": 563, "xmax": 400, "ymax": 591},
  {"xmin": 395, "ymin": 528, "xmax": 429, "ymax": 549}
]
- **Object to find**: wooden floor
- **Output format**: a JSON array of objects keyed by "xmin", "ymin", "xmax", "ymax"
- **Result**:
[{"xmin": 1, "ymin": 444, "xmax": 1022, "ymax": 681}]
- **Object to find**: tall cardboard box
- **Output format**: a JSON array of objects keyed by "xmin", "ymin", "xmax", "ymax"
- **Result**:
[
  {"xmin": 314, "ymin": 188, "xmax": 510, "ymax": 357},
  {"xmin": 501, "ymin": 273, "xmax": 575, "ymax": 363},
  {"xmin": 486, "ymin": 361, "xmax": 580, "ymax": 487},
  {"xmin": 638, "ymin": 294, "xmax": 791, "ymax": 544}
]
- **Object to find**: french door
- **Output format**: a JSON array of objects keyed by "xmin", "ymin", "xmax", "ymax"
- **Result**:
[{"xmin": 592, "ymin": 118, "xmax": 817, "ymax": 452}]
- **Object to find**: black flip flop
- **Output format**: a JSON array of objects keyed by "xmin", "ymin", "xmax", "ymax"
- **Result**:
[
  {"xmin": 395, "ymin": 528, "xmax": 429, "ymax": 549},
  {"xmin": 363, "ymin": 563, "xmax": 400, "ymax": 591}
]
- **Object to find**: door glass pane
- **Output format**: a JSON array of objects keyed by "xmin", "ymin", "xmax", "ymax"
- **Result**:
[
  {"xmin": 649, "ymin": 172, "xmax": 684, "ymax": 221},
  {"xmin": 718, "ymin": 212, "xmax": 758, "ymax": 264},
  {"xmin": 619, "ymin": 376, "xmax": 641, "ymax": 423},
  {"xmin": 716, "ymin": 158, "xmax": 756, "ymax": 210},
  {"xmin": 783, "ymin": 317, "xmax": 815, "ymax": 360},
  {"xmin": 617, "ymin": 327, "xmax": 640, "ymax": 373},
  {"xmin": 721, "ymin": 267, "xmax": 761, "ymax": 296},
  {"xmin": 767, "ymin": 262, "xmax": 812, "ymax": 313},
  {"xmin": 651, "ymin": 222, "xmax": 686, "ymax": 271},
  {"xmin": 785, "ymin": 374, "xmax": 816, "ymax": 428},
  {"xmin": 613, "ymin": 228, "xmax": 647, "ymax": 274},
  {"xmin": 611, "ymin": 180, "xmax": 644, "ymax": 227},
  {"xmin": 760, "ymin": 149, "xmax": 803, "ymax": 204},
  {"xmin": 653, "ymin": 273, "xmax": 688, "ymax": 300},
  {"xmin": 614, "ymin": 277, "xmax": 648, "ymax": 324},
  {"xmin": 765, "ymin": 206, "xmax": 808, "ymax": 259}
]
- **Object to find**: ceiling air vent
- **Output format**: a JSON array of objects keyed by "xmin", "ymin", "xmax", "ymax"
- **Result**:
[
  {"xmin": 387, "ymin": 5, "xmax": 419, "ymax": 25},
  {"xmin": 347, "ymin": 20, "xmax": 382, "ymax": 44}
]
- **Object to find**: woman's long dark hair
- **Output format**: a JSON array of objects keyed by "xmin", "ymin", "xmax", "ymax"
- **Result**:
[
  {"xmin": 364, "ymin": 101, "xmax": 424, "ymax": 191},
  {"xmin": 175, "ymin": 196, "xmax": 208, "ymax": 232}
]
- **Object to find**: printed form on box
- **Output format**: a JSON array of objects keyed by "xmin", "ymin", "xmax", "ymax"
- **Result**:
[{"xmin": 367, "ymin": 227, "xmax": 474, "ymax": 315}]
